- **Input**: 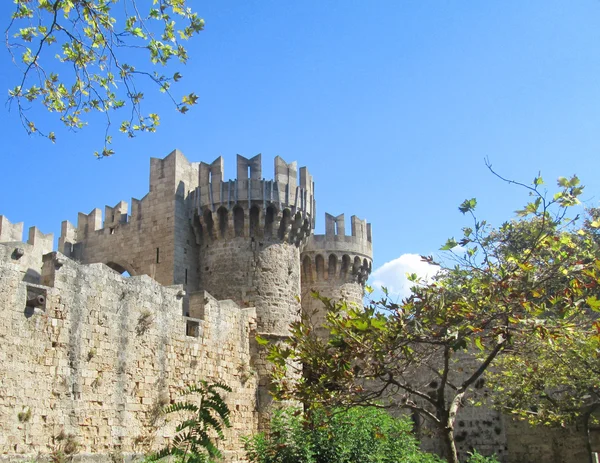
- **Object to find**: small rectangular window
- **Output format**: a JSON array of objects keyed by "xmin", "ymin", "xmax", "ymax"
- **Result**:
[
  {"xmin": 186, "ymin": 320, "xmax": 200, "ymax": 337},
  {"xmin": 185, "ymin": 269, "xmax": 188, "ymax": 285},
  {"xmin": 156, "ymin": 247, "xmax": 160, "ymax": 263}
]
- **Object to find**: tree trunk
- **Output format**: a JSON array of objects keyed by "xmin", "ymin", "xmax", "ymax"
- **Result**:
[
  {"xmin": 584, "ymin": 411, "xmax": 594, "ymax": 463},
  {"xmin": 441, "ymin": 422, "xmax": 459, "ymax": 463}
]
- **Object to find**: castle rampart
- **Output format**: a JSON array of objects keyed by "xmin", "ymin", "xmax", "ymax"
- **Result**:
[
  {"xmin": 0, "ymin": 241, "xmax": 257, "ymax": 462},
  {"xmin": 1, "ymin": 148, "xmax": 589, "ymax": 463}
]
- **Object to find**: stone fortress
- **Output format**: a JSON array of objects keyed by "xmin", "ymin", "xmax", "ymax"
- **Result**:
[
  {"xmin": 0, "ymin": 150, "xmax": 372, "ymax": 462},
  {"xmin": 0, "ymin": 150, "xmax": 593, "ymax": 463}
]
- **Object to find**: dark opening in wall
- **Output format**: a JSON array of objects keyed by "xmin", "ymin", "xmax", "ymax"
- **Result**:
[
  {"xmin": 186, "ymin": 319, "xmax": 200, "ymax": 337},
  {"xmin": 328, "ymin": 254, "xmax": 337, "ymax": 279},
  {"xmin": 316, "ymin": 254, "xmax": 325, "ymax": 279},
  {"xmin": 250, "ymin": 205, "xmax": 260, "ymax": 237},
  {"xmin": 353, "ymin": 256, "xmax": 361, "ymax": 274},
  {"xmin": 278, "ymin": 209, "xmax": 291, "ymax": 240},
  {"xmin": 218, "ymin": 206, "xmax": 228, "ymax": 238},
  {"xmin": 302, "ymin": 255, "xmax": 312, "ymax": 283},
  {"xmin": 204, "ymin": 209, "xmax": 215, "ymax": 238},
  {"xmin": 234, "ymin": 206, "xmax": 244, "ymax": 237},
  {"xmin": 185, "ymin": 269, "xmax": 188, "ymax": 285},
  {"xmin": 341, "ymin": 254, "xmax": 351, "ymax": 276},
  {"xmin": 265, "ymin": 206, "xmax": 275, "ymax": 237},
  {"xmin": 156, "ymin": 248, "xmax": 160, "ymax": 263}
]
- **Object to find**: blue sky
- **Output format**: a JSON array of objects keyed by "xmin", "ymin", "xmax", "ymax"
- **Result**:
[{"xmin": 1, "ymin": 1, "xmax": 599, "ymax": 297}]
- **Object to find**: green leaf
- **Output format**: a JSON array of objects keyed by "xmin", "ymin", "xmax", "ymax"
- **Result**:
[
  {"xmin": 474, "ymin": 337, "xmax": 484, "ymax": 351},
  {"xmin": 586, "ymin": 296, "xmax": 600, "ymax": 312},
  {"xmin": 256, "ymin": 336, "xmax": 269, "ymax": 346},
  {"xmin": 182, "ymin": 93, "xmax": 199, "ymax": 105},
  {"xmin": 440, "ymin": 238, "xmax": 458, "ymax": 251},
  {"xmin": 458, "ymin": 198, "xmax": 477, "ymax": 214}
]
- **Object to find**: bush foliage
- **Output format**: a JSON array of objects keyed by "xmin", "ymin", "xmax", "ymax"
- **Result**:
[{"xmin": 244, "ymin": 406, "xmax": 444, "ymax": 463}]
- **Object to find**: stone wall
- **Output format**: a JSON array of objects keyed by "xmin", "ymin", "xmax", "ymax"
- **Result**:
[
  {"xmin": 409, "ymin": 349, "xmax": 599, "ymax": 463},
  {"xmin": 0, "ymin": 243, "xmax": 258, "ymax": 462},
  {"xmin": 58, "ymin": 150, "xmax": 199, "ymax": 289}
]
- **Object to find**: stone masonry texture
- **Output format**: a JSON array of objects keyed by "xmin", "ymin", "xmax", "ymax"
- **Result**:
[{"xmin": 0, "ymin": 150, "xmax": 594, "ymax": 462}]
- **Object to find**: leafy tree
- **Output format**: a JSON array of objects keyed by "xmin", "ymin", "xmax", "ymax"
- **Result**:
[
  {"xmin": 484, "ymin": 204, "xmax": 600, "ymax": 463},
  {"xmin": 150, "ymin": 381, "xmax": 232, "ymax": 463},
  {"xmin": 6, "ymin": 0, "xmax": 204, "ymax": 156},
  {"xmin": 487, "ymin": 328, "xmax": 600, "ymax": 463},
  {"xmin": 485, "ymin": 209, "xmax": 600, "ymax": 463},
  {"xmin": 267, "ymin": 169, "xmax": 600, "ymax": 463}
]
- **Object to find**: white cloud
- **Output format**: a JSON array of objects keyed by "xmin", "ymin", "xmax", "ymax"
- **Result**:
[{"xmin": 370, "ymin": 253, "xmax": 439, "ymax": 300}]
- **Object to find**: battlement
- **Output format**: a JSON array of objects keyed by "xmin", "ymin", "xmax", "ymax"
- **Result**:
[
  {"xmin": 191, "ymin": 155, "xmax": 315, "ymax": 247},
  {"xmin": 301, "ymin": 213, "xmax": 373, "ymax": 285},
  {"xmin": 58, "ymin": 196, "xmax": 148, "ymax": 254},
  {"xmin": 0, "ymin": 215, "xmax": 54, "ymax": 254},
  {"xmin": 0, "ymin": 215, "xmax": 24, "ymax": 243},
  {"xmin": 305, "ymin": 213, "xmax": 373, "ymax": 256},
  {"xmin": 59, "ymin": 152, "xmax": 316, "ymax": 253},
  {"xmin": 193, "ymin": 154, "xmax": 315, "ymax": 217}
]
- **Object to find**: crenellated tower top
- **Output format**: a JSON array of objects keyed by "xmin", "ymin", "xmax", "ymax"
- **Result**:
[
  {"xmin": 302, "ymin": 213, "xmax": 372, "ymax": 285},
  {"xmin": 191, "ymin": 154, "xmax": 315, "ymax": 247}
]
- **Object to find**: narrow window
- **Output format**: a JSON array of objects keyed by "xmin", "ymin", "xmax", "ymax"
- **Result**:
[
  {"xmin": 156, "ymin": 247, "xmax": 160, "ymax": 263},
  {"xmin": 185, "ymin": 269, "xmax": 188, "ymax": 285},
  {"xmin": 186, "ymin": 320, "xmax": 200, "ymax": 337}
]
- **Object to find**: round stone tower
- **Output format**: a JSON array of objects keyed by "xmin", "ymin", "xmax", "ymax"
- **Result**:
[
  {"xmin": 190, "ymin": 154, "xmax": 314, "ymax": 425},
  {"xmin": 301, "ymin": 213, "xmax": 373, "ymax": 337}
]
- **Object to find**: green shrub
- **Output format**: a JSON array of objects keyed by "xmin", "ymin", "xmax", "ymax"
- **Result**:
[
  {"xmin": 243, "ymin": 406, "xmax": 444, "ymax": 463},
  {"xmin": 465, "ymin": 450, "xmax": 500, "ymax": 463}
]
